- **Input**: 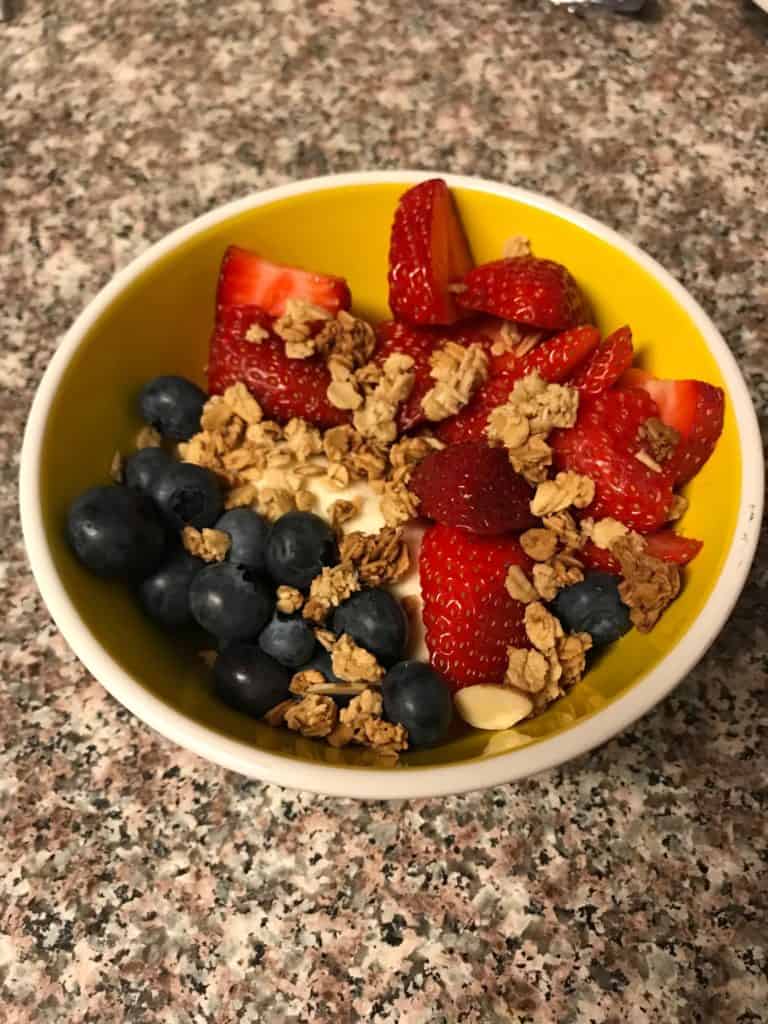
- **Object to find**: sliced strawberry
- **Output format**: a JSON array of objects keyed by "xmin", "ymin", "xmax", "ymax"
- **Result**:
[
  {"xmin": 631, "ymin": 377, "xmax": 725, "ymax": 484},
  {"xmin": 388, "ymin": 179, "xmax": 474, "ymax": 326},
  {"xmin": 435, "ymin": 370, "xmax": 520, "ymax": 445},
  {"xmin": 410, "ymin": 442, "xmax": 537, "ymax": 535},
  {"xmin": 568, "ymin": 326, "xmax": 634, "ymax": 396},
  {"xmin": 578, "ymin": 387, "xmax": 660, "ymax": 456},
  {"xmin": 207, "ymin": 305, "xmax": 348, "ymax": 427},
  {"xmin": 217, "ymin": 246, "xmax": 351, "ymax": 318},
  {"xmin": 581, "ymin": 531, "xmax": 702, "ymax": 574},
  {"xmin": 420, "ymin": 525, "xmax": 532, "ymax": 690},
  {"xmin": 552, "ymin": 423, "xmax": 674, "ymax": 532},
  {"xmin": 518, "ymin": 324, "xmax": 601, "ymax": 382},
  {"xmin": 619, "ymin": 367, "xmax": 654, "ymax": 390},
  {"xmin": 458, "ymin": 256, "xmax": 590, "ymax": 331},
  {"xmin": 581, "ymin": 541, "xmax": 621, "ymax": 575}
]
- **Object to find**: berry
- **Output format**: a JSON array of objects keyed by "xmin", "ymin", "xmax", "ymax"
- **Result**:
[
  {"xmin": 215, "ymin": 508, "xmax": 270, "ymax": 572},
  {"xmin": 265, "ymin": 512, "xmax": 338, "ymax": 590},
  {"xmin": 258, "ymin": 611, "xmax": 317, "ymax": 669},
  {"xmin": 66, "ymin": 485, "xmax": 166, "ymax": 580},
  {"xmin": 458, "ymin": 256, "xmax": 590, "ymax": 331},
  {"xmin": 151, "ymin": 461, "xmax": 224, "ymax": 530},
  {"xmin": 332, "ymin": 589, "xmax": 408, "ymax": 667},
  {"xmin": 189, "ymin": 563, "xmax": 275, "ymax": 643},
  {"xmin": 214, "ymin": 642, "xmax": 292, "ymax": 718},
  {"xmin": 216, "ymin": 246, "xmax": 351, "ymax": 317},
  {"xmin": 552, "ymin": 423, "xmax": 674, "ymax": 532},
  {"xmin": 580, "ymin": 541, "xmax": 621, "ymax": 575},
  {"xmin": 552, "ymin": 571, "xmax": 631, "ymax": 647},
  {"xmin": 420, "ymin": 525, "xmax": 532, "ymax": 690},
  {"xmin": 568, "ymin": 326, "xmax": 633, "ymax": 396},
  {"xmin": 138, "ymin": 375, "xmax": 207, "ymax": 441},
  {"xmin": 410, "ymin": 441, "xmax": 536, "ymax": 535},
  {"xmin": 207, "ymin": 305, "xmax": 348, "ymax": 428},
  {"xmin": 644, "ymin": 530, "xmax": 703, "ymax": 565},
  {"xmin": 139, "ymin": 550, "xmax": 204, "ymax": 629},
  {"xmin": 388, "ymin": 178, "xmax": 474, "ymax": 325},
  {"xmin": 436, "ymin": 369, "xmax": 519, "ymax": 444},
  {"xmin": 578, "ymin": 387, "xmax": 660, "ymax": 456},
  {"xmin": 123, "ymin": 447, "xmax": 172, "ymax": 494},
  {"xmin": 518, "ymin": 324, "xmax": 601, "ymax": 381},
  {"xmin": 382, "ymin": 661, "xmax": 453, "ymax": 748}
]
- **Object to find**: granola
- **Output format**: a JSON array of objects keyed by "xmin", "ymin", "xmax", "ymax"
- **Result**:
[
  {"xmin": 328, "ymin": 498, "xmax": 361, "ymax": 531},
  {"xmin": 283, "ymin": 418, "xmax": 322, "ymax": 460},
  {"xmin": 379, "ymin": 478, "xmax": 420, "ymax": 527},
  {"xmin": 524, "ymin": 601, "xmax": 565, "ymax": 653},
  {"xmin": 505, "ymin": 564, "xmax": 538, "ymax": 604},
  {"xmin": 276, "ymin": 586, "xmax": 304, "ymax": 614},
  {"xmin": 613, "ymin": 535, "xmax": 681, "ymax": 632},
  {"xmin": 284, "ymin": 694, "xmax": 338, "ymax": 737},
  {"xmin": 181, "ymin": 526, "xmax": 231, "ymax": 563},
  {"xmin": 520, "ymin": 527, "xmax": 559, "ymax": 562},
  {"xmin": 583, "ymin": 516, "xmax": 629, "ymax": 550},
  {"xmin": 245, "ymin": 322, "xmax": 269, "ymax": 344},
  {"xmin": 530, "ymin": 471, "xmax": 595, "ymax": 517},
  {"xmin": 421, "ymin": 342, "xmax": 489, "ymax": 421},
  {"xmin": 532, "ymin": 554, "xmax": 584, "ymax": 602},
  {"xmin": 274, "ymin": 299, "xmax": 333, "ymax": 358},
  {"xmin": 257, "ymin": 487, "xmax": 296, "ymax": 522},
  {"xmin": 638, "ymin": 417, "xmax": 680, "ymax": 464},
  {"xmin": 502, "ymin": 234, "xmax": 532, "ymax": 258},
  {"xmin": 263, "ymin": 699, "xmax": 295, "ymax": 727},
  {"xmin": 135, "ymin": 425, "xmax": 162, "ymax": 450},
  {"xmin": 542, "ymin": 511, "xmax": 583, "ymax": 551},
  {"xmin": 302, "ymin": 563, "xmax": 360, "ymax": 623},
  {"xmin": 338, "ymin": 527, "xmax": 411, "ymax": 586},
  {"xmin": 330, "ymin": 634, "xmax": 385, "ymax": 684}
]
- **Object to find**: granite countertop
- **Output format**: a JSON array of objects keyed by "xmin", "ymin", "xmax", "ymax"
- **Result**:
[{"xmin": 2, "ymin": 1, "xmax": 767, "ymax": 1020}]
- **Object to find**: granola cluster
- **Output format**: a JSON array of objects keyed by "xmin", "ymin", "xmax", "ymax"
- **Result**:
[
  {"xmin": 421, "ymin": 342, "xmax": 489, "ymax": 421},
  {"xmin": 505, "ymin": 601, "xmax": 592, "ymax": 711}
]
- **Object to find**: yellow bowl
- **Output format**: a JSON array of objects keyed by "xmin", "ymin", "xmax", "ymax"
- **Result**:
[{"xmin": 19, "ymin": 172, "xmax": 763, "ymax": 798}]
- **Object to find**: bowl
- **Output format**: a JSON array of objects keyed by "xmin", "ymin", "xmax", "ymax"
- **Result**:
[{"xmin": 19, "ymin": 171, "xmax": 763, "ymax": 799}]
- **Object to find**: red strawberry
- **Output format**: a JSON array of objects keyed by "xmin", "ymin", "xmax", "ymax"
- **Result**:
[
  {"xmin": 420, "ymin": 525, "xmax": 532, "ymax": 690},
  {"xmin": 435, "ymin": 369, "xmax": 520, "ymax": 445},
  {"xmin": 388, "ymin": 179, "xmax": 474, "ymax": 326},
  {"xmin": 518, "ymin": 324, "xmax": 601, "ymax": 382},
  {"xmin": 578, "ymin": 387, "xmax": 660, "ymax": 456},
  {"xmin": 552, "ymin": 423, "xmax": 674, "ymax": 532},
  {"xmin": 217, "ymin": 246, "xmax": 351, "ymax": 318},
  {"xmin": 458, "ymin": 256, "xmax": 590, "ymax": 331},
  {"xmin": 410, "ymin": 442, "xmax": 537, "ymax": 535},
  {"xmin": 580, "ymin": 541, "xmax": 621, "ymax": 575},
  {"xmin": 207, "ymin": 305, "xmax": 348, "ymax": 427},
  {"xmin": 630, "ymin": 377, "xmax": 725, "ymax": 484},
  {"xmin": 568, "ymin": 326, "xmax": 634, "ymax": 396},
  {"xmin": 581, "ymin": 531, "xmax": 703, "ymax": 574}
]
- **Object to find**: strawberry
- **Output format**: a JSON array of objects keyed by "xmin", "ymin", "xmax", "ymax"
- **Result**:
[
  {"xmin": 518, "ymin": 324, "xmax": 601, "ymax": 382},
  {"xmin": 217, "ymin": 246, "xmax": 351, "ymax": 318},
  {"xmin": 630, "ymin": 376, "xmax": 725, "ymax": 484},
  {"xmin": 420, "ymin": 524, "xmax": 532, "ymax": 690},
  {"xmin": 568, "ymin": 326, "xmax": 634, "ymax": 396},
  {"xmin": 458, "ymin": 256, "xmax": 590, "ymax": 331},
  {"xmin": 207, "ymin": 305, "xmax": 348, "ymax": 427},
  {"xmin": 578, "ymin": 387, "xmax": 660, "ymax": 456},
  {"xmin": 410, "ymin": 442, "xmax": 537, "ymax": 535},
  {"xmin": 435, "ymin": 369, "xmax": 519, "ymax": 445},
  {"xmin": 552, "ymin": 423, "xmax": 674, "ymax": 532},
  {"xmin": 581, "ymin": 531, "xmax": 703, "ymax": 574},
  {"xmin": 388, "ymin": 179, "xmax": 474, "ymax": 326},
  {"xmin": 580, "ymin": 541, "xmax": 621, "ymax": 575}
]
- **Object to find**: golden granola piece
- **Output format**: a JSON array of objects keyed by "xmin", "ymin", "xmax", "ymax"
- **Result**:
[
  {"xmin": 339, "ymin": 527, "xmax": 411, "ymax": 586},
  {"xmin": 302, "ymin": 563, "xmax": 360, "ymax": 623},
  {"xmin": 556, "ymin": 632, "xmax": 592, "ymax": 686},
  {"xmin": 520, "ymin": 528, "xmax": 559, "ymax": 562},
  {"xmin": 532, "ymin": 554, "xmax": 584, "ymax": 602},
  {"xmin": 294, "ymin": 489, "xmax": 316, "ymax": 512},
  {"xmin": 284, "ymin": 694, "xmax": 338, "ymax": 737},
  {"xmin": 388, "ymin": 434, "xmax": 444, "ymax": 470},
  {"xmin": 635, "ymin": 449, "xmax": 664, "ymax": 474},
  {"xmin": 542, "ymin": 511, "xmax": 583, "ymax": 550},
  {"xmin": 323, "ymin": 425, "xmax": 361, "ymax": 462},
  {"xmin": 274, "ymin": 298, "xmax": 332, "ymax": 354},
  {"xmin": 331, "ymin": 634, "xmax": 385, "ymax": 684},
  {"xmin": 316, "ymin": 310, "xmax": 377, "ymax": 368},
  {"xmin": 507, "ymin": 434, "xmax": 553, "ymax": 485},
  {"xmin": 257, "ymin": 487, "xmax": 296, "ymax": 522},
  {"xmin": 504, "ymin": 565, "xmax": 538, "ymax": 604},
  {"xmin": 421, "ymin": 342, "xmax": 489, "ymax": 421},
  {"xmin": 222, "ymin": 382, "xmax": 264, "ymax": 425},
  {"xmin": 340, "ymin": 688, "xmax": 384, "ymax": 731},
  {"xmin": 327, "ymin": 378, "xmax": 364, "ymax": 411},
  {"xmin": 506, "ymin": 372, "xmax": 579, "ymax": 434},
  {"xmin": 502, "ymin": 234, "xmax": 532, "ymax": 258},
  {"xmin": 328, "ymin": 498, "xmax": 361, "ymax": 531},
  {"xmin": 583, "ymin": 516, "xmax": 629, "ymax": 550},
  {"xmin": 380, "ymin": 479, "xmax": 420, "ymax": 527},
  {"xmin": 375, "ymin": 353, "xmax": 416, "ymax": 405},
  {"xmin": 224, "ymin": 483, "xmax": 259, "ymax": 509},
  {"xmin": 353, "ymin": 397, "xmax": 398, "ymax": 445},
  {"xmin": 638, "ymin": 417, "xmax": 680, "ymax": 464},
  {"xmin": 245, "ymin": 420, "xmax": 283, "ymax": 447},
  {"xmin": 324, "ymin": 462, "xmax": 351, "ymax": 490},
  {"xmin": 361, "ymin": 717, "xmax": 408, "ymax": 756},
  {"xmin": 182, "ymin": 526, "xmax": 231, "ymax": 563},
  {"xmin": 200, "ymin": 395, "xmax": 234, "ymax": 433},
  {"xmin": 347, "ymin": 443, "xmax": 389, "ymax": 483},
  {"xmin": 667, "ymin": 494, "xmax": 688, "ymax": 522},
  {"xmin": 263, "ymin": 699, "xmax": 295, "ymax": 727},
  {"xmin": 314, "ymin": 628, "xmax": 336, "ymax": 652},
  {"xmin": 505, "ymin": 646, "xmax": 560, "ymax": 695},
  {"xmin": 524, "ymin": 601, "xmax": 565, "ymax": 653},
  {"xmin": 530, "ymin": 471, "xmax": 595, "ymax": 517},
  {"xmin": 276, "ymin": 586, "xmax": 304, "ymax": 614},
  {"xmin": 109, "ymin": 451, "xmax": 124, "ymax": 483},
  {"xmin": 135, "ymin": 425, "xmax": 163, "ymax": 450},
  {"xmin": 486, "ymin": 405, "xmax": 531, "ymax": 451},
  {"xmin": 289, "ymin": 669, "xmax": 327, "ymax": 695},
  {"xmin": 613, "ymin": 535, "xmax": 681, "ymax": 632},
  {"xmin": 283, "ymin": 418, "xmax": 323, "ymax": 461},
  {"xmin": 245, "ymin": 322, "xmax": 269, "ymax": 344}
]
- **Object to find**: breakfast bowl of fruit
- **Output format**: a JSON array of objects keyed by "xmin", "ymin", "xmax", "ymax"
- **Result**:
[{"xmin": 19, "ymin": 172, "xmax": 763, "ymax": 799}]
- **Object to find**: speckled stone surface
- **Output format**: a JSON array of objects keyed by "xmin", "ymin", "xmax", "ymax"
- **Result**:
[{"xmin": 2, "ymin": 1, "xmax": 767, "ymax": 1020}]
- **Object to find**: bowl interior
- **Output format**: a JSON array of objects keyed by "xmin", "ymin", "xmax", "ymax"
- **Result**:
[{"xmin": 37, "ymin": 182, "xmax": 741, "ymax": 770}]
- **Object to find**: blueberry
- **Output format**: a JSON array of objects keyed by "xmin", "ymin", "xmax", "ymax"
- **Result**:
[
  {"xmin": 124, "ymin": 447, "xmax": 172, "ymax": 494},
  {"xmin": 189, "ymin": 562, "xmax": 274, "ymax": 643},
  {"xmin": 151, "ymin": 461, "xmax": 223, "ymax": 530},
  {"xmin": 214, "ymin": 642, "xmax": 292, "ymax": 718},
  {"xmin": 138, "ymin": 375, "xmax": 207, "ymax": 441},
  {"xmin": 215, "ymin": 508, "xmax": 270, "ymax": 572},
  {"xmin": 265, "ymin": 512, "xmax": 337, "ymax": 590},
  {"xmin": 297, "ymin": 648, "xmax": 345, "ymax": 685},
  {"xmin": 552, "ymin": 571, "xmax": 631, "ymax": 647},
  {"xmin": 332, "ymin": 588, "xmax": 408, "ymax": 667},
  {"xmin": 258, "ymin": 611, "xmax": 317, "ymax": 669},
  {"xmin": 66, "ymin": 485, "xmax": 166, "ymax": 580},
  {"xmin": 382, "ymin": 661, "xmax": 453, "ymax": 748},
  {"xmin": 139, "ymin": 550, "xmax": 204, "ymax": 629}
]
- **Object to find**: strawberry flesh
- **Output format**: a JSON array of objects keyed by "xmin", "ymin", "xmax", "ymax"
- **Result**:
[
  {"xmin": 217, "ymin": 246, "xmax": 351, "ymax": 318},
  {"xmin": 582, "ymin": 531, "xmax": 703, "ymax": 574},
  {"xmin": 410, "ymin": 441, "xmax": 537, "ymax": 535},
  {"xmin": 518, "ymin": 324, "xmax": 601, "ymax": 382},
  {"xmin": 578, "ymin": 387, "xmax": 660, "ymax": 457},
  {"xmin": 568, "ymin": 326, "xmax": 634, "ymax": 396}
]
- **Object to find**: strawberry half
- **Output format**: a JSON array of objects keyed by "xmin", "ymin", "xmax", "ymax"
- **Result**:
[
  {"xmin": 568, "ymin": 326, "xmax": 634, "ymax": 396},
  {"xmin": 552, "ymin": 423, "xmax": 674, "ymax": 532},
  {"xmin": 458, "ymin": 256, "xmax": 590, "ymax": 331},
  {"xmin": 435, "ymin": 370, "xmax": 519, "ymax": 445},
  {"xmin": 518, "ymin": 324, "xmax": 601, "ymax": 382},
  {"xmin": 578, "ymin": 387, "xmax": 660, "ymax": 457},
  {"xmin": 388, "ymin": 179, "xmax": 474, "ymax": 326},
  {"xmin": 208, "ymin": 305, "xmax": 348, "ymax": 427},
  {"xmin": 217, "ymin": 246, "xmax": 351, "ymax": 318},
  {"xmin": 581, "ymin": 531, "xmax": 703, "ymax": 574},
  {"xmin": 410, "ymin": 441, "xmax": 537, "ymax": 535},
  {"xmin": 420, "ymin": 524, "xmax": 532, "ymax": 690}
]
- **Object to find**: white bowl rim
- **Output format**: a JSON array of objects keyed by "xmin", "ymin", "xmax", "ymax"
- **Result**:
[{"xmin": 19, "ymin": 170, "xmax": 764, "ymax": 800}]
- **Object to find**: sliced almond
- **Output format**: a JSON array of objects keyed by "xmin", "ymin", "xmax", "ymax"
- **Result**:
[
  {"xmin": 305, "ymin": 682, "xmax": 368, "ymax": 697},
  {"xmin": 454, "ymin": 685, "xmax": 533, "ymax": 731}
]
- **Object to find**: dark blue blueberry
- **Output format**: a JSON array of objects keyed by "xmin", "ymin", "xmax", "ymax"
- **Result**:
[
  {"xmin": 215, "ymin": 508, "xmax": 270, "ymax": 572},
  {"xmin": 138, "ymin": 375, "xmax": 207, "ymax": 441},
  {"xmin": 151, "ymin": 461, "xmax": 223, "ymax": 530},
  {"xmin": 214, "ymin": 642, "xmax": 292, "ymax": 718},
  {"xmin": 66, "ymin": 485, "xmax": 166, "ymax": 580},
  {"xmin": 552, "ymin": 571, "xmax": 631, "ymax": 647},
  {"xmin": 258, "ymin": 611, "xmax": 317, "ymax": 669},
  {"xmin": 265, "ymin": 512, "xmax": 337, "ymax": 590},
  {"xmin": 189, "ymin": 562, "xmax": 274, "ymax": 643},
  {"xmin": 124, "ymin": 447, "xmax": 172, "ymax": 495},
  {"xmin": 332, "ymin": 588, "xmax": 408, "ymax": 667},
  {"xmin": 139, "ymin": 550, "xmax": 204, "ymax": 629},
  {"xmin": 382, "ymin": 661, "xmax": 453, "ymax": 748}
]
